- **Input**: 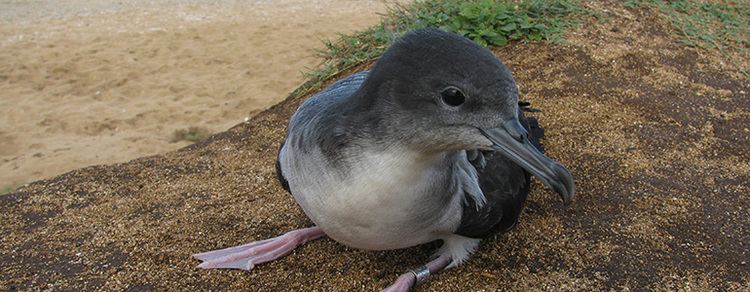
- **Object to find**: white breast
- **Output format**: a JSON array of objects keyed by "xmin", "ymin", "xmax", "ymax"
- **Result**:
[{"xmin": 280, "ymin": 144, "xmax": 464, "ymax": 250}]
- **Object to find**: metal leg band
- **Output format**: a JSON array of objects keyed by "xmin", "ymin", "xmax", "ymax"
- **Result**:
[{"xmin": 410, "ymin": 265, "xmax": 430, "ymax": 284}]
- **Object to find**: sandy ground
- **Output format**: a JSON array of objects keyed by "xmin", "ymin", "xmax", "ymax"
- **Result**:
[{"xmin": 0, "ymin": 0, "xmax": 394, "ymax": 188}]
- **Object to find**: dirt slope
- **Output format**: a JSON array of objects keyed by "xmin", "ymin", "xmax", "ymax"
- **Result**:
[{"xmin": 1, "ymin": 4, "xmax": 748, "ymax": 291}]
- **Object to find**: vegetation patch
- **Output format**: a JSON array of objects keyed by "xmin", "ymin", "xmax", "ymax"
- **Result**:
[
  {"xmin": 293, "ymin": 0, "xmax": 749, "ymax": 100},
  {"xmin": 293, "ymin": 0, "xmax": 588, "ymax": 99},
  {"xmin": 1, "ymin": 185, "xmax": 16, "ymax": 195},
  {"xmin": 625, "ymin": 0, "xmax": 749, "ymax": 74},
  {"xmin": 171, "ymin": 127, "xmax": 211, "ymax": 143}
]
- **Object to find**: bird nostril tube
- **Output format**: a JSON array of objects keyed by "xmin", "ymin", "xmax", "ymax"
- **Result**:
[{"xmin": 502, "ymin": 119, "xmax": 528, "ymax": 142}]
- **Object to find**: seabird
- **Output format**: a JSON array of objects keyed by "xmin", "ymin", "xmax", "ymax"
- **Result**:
[{"xmin": 194, "ymin": 28, "xmax": 575, "ymax": 291}]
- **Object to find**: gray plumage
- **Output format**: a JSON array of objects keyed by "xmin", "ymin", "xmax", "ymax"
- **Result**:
[
  {"xmin": 194, "ymin": 28, "xmax": 574, "ymax": 289},
  {"xmin": 276, "ymin": 28, "xmax": 574, "ymax": 265}
]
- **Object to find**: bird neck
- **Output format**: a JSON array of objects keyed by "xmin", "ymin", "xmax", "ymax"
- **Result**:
[{"xmin": 346, "ymin": 144, "xmax": 454, "ymax": 186}]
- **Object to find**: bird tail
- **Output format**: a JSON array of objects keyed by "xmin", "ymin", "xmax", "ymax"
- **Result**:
[{"xmin": 519, "ymin": 101, "xmax": 545, "ymax": 154}]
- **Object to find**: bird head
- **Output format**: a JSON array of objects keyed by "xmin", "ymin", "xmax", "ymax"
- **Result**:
[{"xmin": 357, "ymin": 28, "xmax": 575, "ymax": 203}]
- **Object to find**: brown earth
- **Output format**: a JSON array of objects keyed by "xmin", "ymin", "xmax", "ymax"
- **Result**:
[{"xmin": 1, "ymin": 3, "xmax": 749, "ymax": 291}]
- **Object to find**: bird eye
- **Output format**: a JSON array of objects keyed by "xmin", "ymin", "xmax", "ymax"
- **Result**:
[{"xmin": 440, "ymin": 87, "xmax": 465, "ymax": 107}]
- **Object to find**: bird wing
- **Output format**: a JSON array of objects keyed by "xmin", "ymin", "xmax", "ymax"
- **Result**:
[
  {"xmin": 275, "ymin": 71, "xmax": 370, "ymax": 194},
  {"xmin": 454, "ymin": 106, "xmax": 544, "ymax": 238},
  {"xmin": 275, "ymin": 142, "xmax": 291, "ymax": 194}
]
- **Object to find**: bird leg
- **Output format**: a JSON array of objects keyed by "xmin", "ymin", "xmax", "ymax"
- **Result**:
[
  {"xmin": 382, "ymin": 254, "xmax": 451, "ymax": 292},
  {"xmin": 193, "ymin": 226, "xmax": 325, "ymax": 270}
]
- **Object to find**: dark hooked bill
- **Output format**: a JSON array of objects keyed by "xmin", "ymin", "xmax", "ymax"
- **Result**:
[{"xmin": 479, "ymin": 119, "xmax": 575, "ymax": 204}]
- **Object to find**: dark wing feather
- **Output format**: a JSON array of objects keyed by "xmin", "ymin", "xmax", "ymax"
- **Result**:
[
  {"xmin": 275, "ymin": 141, "xmax": 291, "ymax": 194},
  {"xmin": 454, "ymin": 106, "xmax": 544, "ymax": 238}
]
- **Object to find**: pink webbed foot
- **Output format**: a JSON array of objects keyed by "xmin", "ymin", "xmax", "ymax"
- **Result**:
[
  {"xmin": 382, "ymin": 255, "xmax": 451, "ymax": 292},
  {"xmin": 193, "ymin": 226, "xmax": 325, "ymax": 270}
]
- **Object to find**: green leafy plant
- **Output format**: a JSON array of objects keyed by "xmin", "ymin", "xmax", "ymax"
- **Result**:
[
  {"xmin": 292, "ymin": 0, "xmax": 588, "ymax": 99},
  {"xmin": 412, "ymin": 0, "xmax": 582, "ymax": 46},
  {"xmin": 171, "ymin": 127, "xmax": 211, "ymax": 143},
  {"xmin": 1, "ymin": 186, "xmax": 16, "ymax": 195}
]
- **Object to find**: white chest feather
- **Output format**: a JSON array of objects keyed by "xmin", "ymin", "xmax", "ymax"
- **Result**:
[{"xmin": 280, "ymin": 145, "xmax": 465, "ymax": 250}]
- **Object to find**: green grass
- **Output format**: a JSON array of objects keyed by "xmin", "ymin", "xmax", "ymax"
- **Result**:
[
  {"xmin": 1, "ymin": 185, "xmax": 16, "ymax": 195},
  {"xmin": 171, "ymin": 127, "xmax": 211, "ymax": 143},
  {"xmin": 292, "ymin": 0, "xmax": 588, "ymax": 99},
  {"xmin": 411, "ymin": 0, "xmax": 587, "ymax": 46},
  {"xmin": 625, "ymin": 0, "xmax": 749, "ymax": 74},
  {"xmin": 292, "ymin": 0, "xmax": 748, "ymax": 99}
]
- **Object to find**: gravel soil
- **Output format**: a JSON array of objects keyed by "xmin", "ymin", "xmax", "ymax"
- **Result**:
[{"xmin": 1, "ymin": 2, "xmax": 749, "ymax": 290}]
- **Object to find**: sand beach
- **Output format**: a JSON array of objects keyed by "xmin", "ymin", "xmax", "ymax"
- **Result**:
[{"xmin": 1, "ymin": 0, "xmax": 392, "ymax": 188}]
